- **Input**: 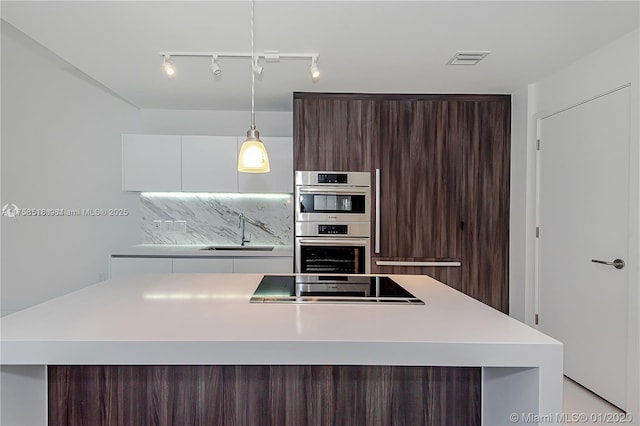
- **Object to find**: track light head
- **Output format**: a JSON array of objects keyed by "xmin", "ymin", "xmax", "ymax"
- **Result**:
[
  {"xmin": 162, "ymin": 55, "xmax": 176, "ymax": 78},
  {"xmin": 253, "ymin": 58, "xmax": 263, "ymax": 76},
  {"xmin": 210, "ymin": 55, "xmax": 221, "ymax": 76},
  {"xmin": 309, "ymin": 56, "xmax": 320, "ymax": 82}
]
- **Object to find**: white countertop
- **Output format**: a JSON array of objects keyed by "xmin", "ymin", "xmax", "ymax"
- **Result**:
[
  {"xmin": 1, "ymin": 273, "xmax": 560, "ymax": 366},
  {"xmin": 111, "ymin": 244, "xmax": 293, "ymax": 257}
]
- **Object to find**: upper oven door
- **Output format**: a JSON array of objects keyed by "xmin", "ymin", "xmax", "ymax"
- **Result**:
[{"xmin": 295, "ymin": 186, "xmax": 371, "ymax": 222}]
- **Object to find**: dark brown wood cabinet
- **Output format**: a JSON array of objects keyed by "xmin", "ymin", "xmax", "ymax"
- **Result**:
[
  {"xmin": 293, "ymin": 93, "xmax": 510, "ymax": 313},
  {"xmin": 49, "ymin": 365, "xmax": 480, "ymax": 426},
  {"xmin": 374, "ymin": 99, "xmax": 414, "ymax": 257},
  {"xmin": 293, "ymin": 94, "xmax": 376, "ymax": 172},
  {"xmin": 460, "ymin": 99, "xmax": 511, "ymax": 312},
  {"xmin": 374, "ymin": 99, "xmax": 464, "ymax": 259}
]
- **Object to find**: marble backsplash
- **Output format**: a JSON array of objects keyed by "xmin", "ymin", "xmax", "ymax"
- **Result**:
[{"xmin": 140, "ymin": 193, "xmax": 293, "ymax": 245}]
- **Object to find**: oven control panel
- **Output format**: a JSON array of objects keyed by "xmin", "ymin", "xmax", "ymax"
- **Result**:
[
  {"xmin": 317, "ymin": 173, "xmax": 348, "ymax": 184},
  {"xmin": 318, "ymin": 224, "xmax": 348, "ymax": 235}
]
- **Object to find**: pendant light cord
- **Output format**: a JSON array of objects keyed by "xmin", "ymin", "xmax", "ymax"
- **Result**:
[{"xmin": 250, "ymin": 0, "xmax": 255, "ymax": 129}]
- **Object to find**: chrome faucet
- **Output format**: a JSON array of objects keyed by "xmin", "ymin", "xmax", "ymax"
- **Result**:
[{"xmin": 239, "ymin": 213, "xmax": 250, "ymax": 246}]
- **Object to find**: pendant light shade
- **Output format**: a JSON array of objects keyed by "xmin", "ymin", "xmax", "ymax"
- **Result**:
[{"xmin": 238, "ymin": 127, "xmax": 270, "ymax": 173}]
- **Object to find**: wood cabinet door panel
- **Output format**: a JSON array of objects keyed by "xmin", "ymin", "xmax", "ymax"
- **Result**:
[
  {"xmin": 410, "ymin": 101, "xmax": 463, "ymax": 258},
  {"xmin": 461, "ymin": 100, "xmax": 510, "ymax": 313},
  {"xmin": 374, "ymin": 100, "xmax": 413, "ymax": 257},
  {"xmin": 294, "ymin": 97, "xmax": 375, "ymax": 172}
]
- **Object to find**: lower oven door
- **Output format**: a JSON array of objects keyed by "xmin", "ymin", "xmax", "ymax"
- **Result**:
[{"xmin": 295, "ymin": 237, "xmax": 370, "ymax": 274}]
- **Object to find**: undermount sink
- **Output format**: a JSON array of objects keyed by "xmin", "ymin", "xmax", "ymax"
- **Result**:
[{"xmin": 200, "ymin": 246, "xmax": 274, "ymax": 251}]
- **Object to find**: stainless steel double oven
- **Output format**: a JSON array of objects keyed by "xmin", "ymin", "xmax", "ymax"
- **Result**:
[{"xmin": 295, "ymin": 171, "xmax": 371, "ymax": 274}]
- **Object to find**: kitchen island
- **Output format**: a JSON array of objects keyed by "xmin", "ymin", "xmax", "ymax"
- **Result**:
[{"xmin": 1, "ymin": 273, "xmax": 562, "ymax": 425}]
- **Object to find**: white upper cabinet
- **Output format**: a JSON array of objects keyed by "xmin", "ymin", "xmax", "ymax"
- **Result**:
[
  {"xmin": 122, "ymin": 134, "xmax": 181, "ymax": 191},
  {"xmin": 181, "ymin": 136, "xmax": 238, "ymax": 192},
  {"xmin": 122, "ymin": 134, "xmax": 293, "ymax": 193},
  {"xmin": 237, "ymin": 137, "xmax": 293, "ymax": 193}
]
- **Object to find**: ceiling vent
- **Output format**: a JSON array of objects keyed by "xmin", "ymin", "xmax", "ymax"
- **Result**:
[{"xmin": 446, "ymin": 51, "xmax": 491, "ymax": 66}]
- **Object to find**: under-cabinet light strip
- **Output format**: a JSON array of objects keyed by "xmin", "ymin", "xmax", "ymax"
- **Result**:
[{"xmin": 141, "ymin": 192, "xmax": 291, "ymax": 200}]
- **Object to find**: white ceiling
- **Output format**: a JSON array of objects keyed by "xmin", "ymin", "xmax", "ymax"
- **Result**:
[{"xmin": 2, "ymin": 1, "xmax": 638, "ymax": 112}]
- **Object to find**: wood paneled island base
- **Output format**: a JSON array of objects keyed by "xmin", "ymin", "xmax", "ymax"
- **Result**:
[{"xmin": 49, "ymin": 365, "xmax": 480, "ymax": 426}]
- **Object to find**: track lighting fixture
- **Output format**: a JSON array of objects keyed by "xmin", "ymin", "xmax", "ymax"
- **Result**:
[
  {"xmin": 210, "ymin": 55, "xmax": 221, "ymax": 76},
  {"xmin": 310, "ymin": 56, "xmax": 320, "ymax": 82},
  {"xmin": 159, "ymin": 51, "xmax": 320, "ymax": 82},
  {"xmin": 162, "ymin": 55, "xmax": 175, "ymax": 77}
]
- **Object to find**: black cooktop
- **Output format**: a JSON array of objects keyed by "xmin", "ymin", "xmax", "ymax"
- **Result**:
[{"xmin": 250, "ymin": 275, "xmax": 424, "ymax": 305}]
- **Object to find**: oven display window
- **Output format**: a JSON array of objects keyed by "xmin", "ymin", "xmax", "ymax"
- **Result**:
[
  {"xmin": 299, "ymin": 246, "xmax": 366, "ymax": 274},
  {"xmin": 299, "ymin": 194, "xmax": 366, "ymax": 214}
]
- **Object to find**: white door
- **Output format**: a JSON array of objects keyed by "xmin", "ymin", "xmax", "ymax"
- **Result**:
[{"xmin": 537, "ymin": 86, "xmax": 630, "ymax": 410}]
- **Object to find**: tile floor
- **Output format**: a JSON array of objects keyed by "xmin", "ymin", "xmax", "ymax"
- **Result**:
[{"xmin": 563, "ymin": 376, "xmax": 627, "ymax": 425}]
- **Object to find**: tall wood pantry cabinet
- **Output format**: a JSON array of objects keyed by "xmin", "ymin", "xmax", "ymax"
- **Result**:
[{"xmin": 293, "ymin": 93, "xmax": 510, "ymax": 313}]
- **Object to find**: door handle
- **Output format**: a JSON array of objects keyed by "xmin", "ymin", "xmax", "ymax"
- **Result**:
[
  {"xmin": 375, "ymin": 261, "xmax": 461, "ymax": 267},
  {"xmin": 591, "ymin": 258, "xmax": 625, "ymax": 269},
  {"xmin": 375, "ymin": 168, "xmax": 381, "ymax": 254}
]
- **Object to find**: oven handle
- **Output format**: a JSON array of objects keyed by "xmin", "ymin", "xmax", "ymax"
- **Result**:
[
  {"xmin": 297, "ymin": 238, "xmax": 369, "ymax": 247},
  {"xmin": 297, "ymin": 187, "xmax": 369, "ymax": 195},
  {"xmin": 375, "ymin": 168, "xmax": 381, "ymax": 253}
]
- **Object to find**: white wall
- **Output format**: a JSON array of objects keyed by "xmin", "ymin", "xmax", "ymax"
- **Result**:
[
  {"xmin": 139, "ymin": 109, "xmax": 292, "ymax": 137},
  {"xmin": 515, "ymin": 28, "xmax": 639, "ymax": 418},
  {"xmin": 509, "ymin": 85, "xmax": 532, "ymax": 322},
  {"xmin": 0, "ymin": 24, "xmax": 141, "ymax": 316}
]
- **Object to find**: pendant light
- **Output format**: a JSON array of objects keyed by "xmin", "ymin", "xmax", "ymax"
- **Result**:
[{"xmin": 238, "ymin": 0, "xmax": 270, "ymax": 173}]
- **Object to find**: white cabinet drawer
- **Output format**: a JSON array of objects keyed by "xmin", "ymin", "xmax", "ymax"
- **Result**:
[
  {"xmin": 172, "ymin": 258, "xmax": 233, "ymax": 273},
  {"xmin": 110, "ymin": 257, "xmax": 173, "ymax": 279},
  {"xmin": 233, "ymin": 258, "xmax": 293, "ymax": 273},
  {"xmin": 110, "ymin": 256, "xmax": 293, "ymax": 277}
]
